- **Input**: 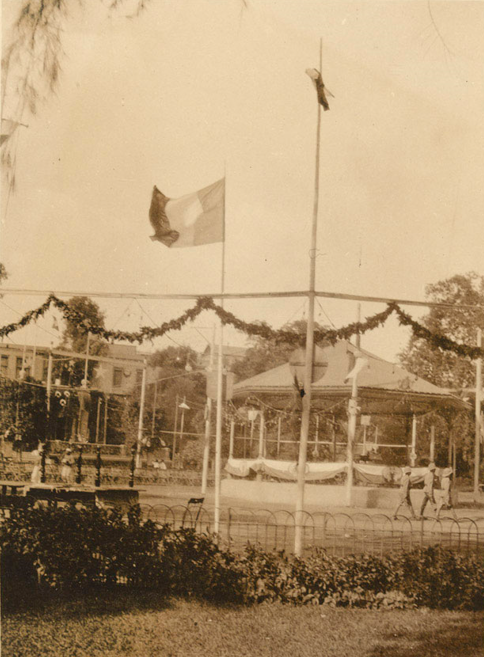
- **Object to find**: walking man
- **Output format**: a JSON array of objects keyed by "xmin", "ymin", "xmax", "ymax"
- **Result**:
[
  {"xmin": 419, "ymin": 462, "xmax": 437, "ymax": 518},
  {"xmin": 393, "ymin": 466, "xmax": 416, "ymax": 520},
  {"xmin": 436, "ymin": 467, "xmax": 458, "ymax": 520}
]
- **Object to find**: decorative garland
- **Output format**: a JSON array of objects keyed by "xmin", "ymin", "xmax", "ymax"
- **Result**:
[{"xmin": 1, "ymin": 294, "xmax": 484, "ymax": 360}]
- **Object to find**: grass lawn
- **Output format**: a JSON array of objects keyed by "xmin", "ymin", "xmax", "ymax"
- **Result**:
[{"xmin": 2, "ymin": 592, "xmax": 484, "ymax": 657}]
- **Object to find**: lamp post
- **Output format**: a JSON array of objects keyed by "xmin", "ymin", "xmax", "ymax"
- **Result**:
[{"xmin": 177, "ymin": 399, "xmax": 190, "ymax": 468}]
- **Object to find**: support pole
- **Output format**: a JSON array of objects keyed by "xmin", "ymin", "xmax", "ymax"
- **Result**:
[
  {"xmin": 151, "ymin": 381, "xmax": 158, "ymax": 442},
  {"xmin": 103, "ymin": 395, "xmax": 108, "ymax": 445},
  {"xmin": 314, "ymin": 414, "xmax": 320, "ymax": 456},
  {"xmin": 172, "ymin": 394, "xmax": 179, "ymax": 464},
  {"xmin": 229, "ymin": 419, "xmax": 235, "ymax": 459},
  {"xmin": 258, "ymin": 412, "xmax": 264, "ymax": 458},
  {"xmin": 214, "ymin": 319, "xmax": 224, "ymax": 533},
  {"xmin": 411, "ymin": 414, "xmax": 417, "ymax": 467},
  {"xmin": 214, "ymin": 177, "xmax": 227, "ymax": 535},
  {"xmin": 474, "ymin": 328, "xmax": 482, "ymax": 502},
  {"xmin": 332, "ymin": 415, "xmax": 337, "ymax": 461},
  {"xmin": 295, "ymin": 38, "xmax": 323, "ymax": 557},
  {"xmin": 46, "ymin": 349, "xmax": 53, "ymax": 441},
  {"xmin": 135, "ymin": 359, "xmax": 147, "ymax": 469},
  {"xmin": 346, "ymin": 374, "xmax": 358, "ymax": 506},
  {"xmin": 430, "ymin": 424, "xmax": 435, "ymax": 463},
  {"xmin": 95, "ymin": 397, "xmax": 101, "ymax": 443},
  {"xmin": 277, "ymin": 416, "xmax": 282, "ymax": 457},
  {"xmin": 83, "ymin": 331, "xmax": 91, "ymax": 385},
  {"xmin": 201, "ymin": 325, "xmax": 216, "ymax": 495}
]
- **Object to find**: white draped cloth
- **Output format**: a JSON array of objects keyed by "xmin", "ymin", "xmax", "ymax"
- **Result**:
[{"xmin": 225, "ymin": 458, "xmax": 347, "ymax": 481}]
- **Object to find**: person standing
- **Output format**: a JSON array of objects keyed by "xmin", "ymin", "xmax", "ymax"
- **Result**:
[
  {"xmin": 419, "ymin": 462, "xmax": 437, "ymax": 518},
  {"xmin": 436, "ymin": 467, "xmax": 458, "ymax": 520},
  {"xmin": 393, "ymin": 466, "xmax": 417, "ymax": 520},
  {"xmin": 60, "ymin": 447, "xmax": 75, "ymax": 484},
  {"xmin": 30, "ymin": 446, "xmax": 43, "ymax": 483}
]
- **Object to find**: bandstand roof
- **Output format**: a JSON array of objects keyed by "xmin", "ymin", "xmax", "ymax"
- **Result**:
[{"xmin": 232, "ymin": 341, "xmax": 468, "ymax": 416}]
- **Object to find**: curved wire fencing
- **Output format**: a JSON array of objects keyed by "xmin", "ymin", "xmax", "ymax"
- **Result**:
[{"xmin": 136, "ymin": 503, "xmax": 484, "ymax": 557}]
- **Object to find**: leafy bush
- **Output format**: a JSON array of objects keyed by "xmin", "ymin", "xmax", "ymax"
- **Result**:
[
  {"xmin": 0, "ymin": 504, "xmax": 169, "ymax": 592},
  {"xmin": 1, "ymin": 505, "xmax": 483, "ymax": 611}
]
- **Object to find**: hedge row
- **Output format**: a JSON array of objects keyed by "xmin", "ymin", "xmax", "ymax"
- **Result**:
[{"xmin": 1, "ymin": 505, "xmax": 483, "ymax": 611}]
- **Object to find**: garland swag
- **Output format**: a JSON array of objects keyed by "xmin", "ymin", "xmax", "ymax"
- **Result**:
[{"xmin": 1, "ymin": 294, "xmax": 483, "ymax": 360}]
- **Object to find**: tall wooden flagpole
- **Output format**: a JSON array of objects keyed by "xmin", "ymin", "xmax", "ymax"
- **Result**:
[
  {"xmin": 214, "ymin": 175, "xmax": 226, "ymax": 534},
  {"xmin": 201, "ymin": 324, "xmax": 216, "ymax": 495},
  {"xmin": 474, "ymin": 328, "xmax": 482, "ymax": 502},
  {"xmin": 294, "ymin": 39, "xmax": 323, "ymax": 557}
]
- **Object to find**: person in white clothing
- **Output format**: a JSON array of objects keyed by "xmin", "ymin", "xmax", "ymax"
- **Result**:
[
  {"xmin": 436, "ymin": 467, "xmax": 458, "ymax": 520},
  {"xmin": 419, "ymin": 463, "xmax": 437, "ymax": 518}
]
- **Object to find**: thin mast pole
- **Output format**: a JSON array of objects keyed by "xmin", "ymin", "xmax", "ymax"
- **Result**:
[
  {"xmin": 294, "ymin": 38, "xmax": 323, "ymax": 557},
  {"xmin": 214, "ymin": 174, "xmax": 226, "ymax": 534},
  {"xmin": 474, "ymin": 328, "xmax": 482, "ymax": 502},
  {"xmin": 83, "ymin": 331, "xmax": 91, "ymax": 386},
  {"xmin": 135, "ymin": 358, "xmax": 147, "ymax": 469},
  {"xmin": 151, "ymin": 381, "xmax": 158, "ymax": 442},
  {"xmin": 201, "ymin": 324, "xmax": 216, "ymax": 495}
]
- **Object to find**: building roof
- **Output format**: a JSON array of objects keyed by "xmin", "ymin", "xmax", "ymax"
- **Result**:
[
  {"xmin": 232, "ymin": 341, "xmax": 467, "ymax": 416},
  {"xmin": 203, "ymin": 345, "xmax": 247, "ymax": 358}
]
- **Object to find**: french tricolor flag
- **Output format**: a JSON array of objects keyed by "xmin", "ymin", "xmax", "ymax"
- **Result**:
[{"xmin": 149, "ymin": 178, "xmax": 225, "ymax": 248}]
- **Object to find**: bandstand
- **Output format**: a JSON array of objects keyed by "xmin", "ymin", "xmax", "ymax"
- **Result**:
[{"xmin": 222, "ymin": 341, "xmax": 468, "ymax": 509}]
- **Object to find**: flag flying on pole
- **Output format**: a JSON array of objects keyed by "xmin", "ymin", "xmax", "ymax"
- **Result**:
[
  {"xmin": 305, "ymin": 68, "xmax": 333, "ymax": 111},
  {"xmin": 149, "ymin": 178, "xmax": 225, "ymax": 248},
  {"xmin": 344, "ymin": 357, "xmax": 368, "ymax": 384}
]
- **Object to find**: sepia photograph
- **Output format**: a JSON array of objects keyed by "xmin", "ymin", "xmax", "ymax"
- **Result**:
[{"xmin": 1, "ymin": 0, "xmax": 484, "ymax": 654}]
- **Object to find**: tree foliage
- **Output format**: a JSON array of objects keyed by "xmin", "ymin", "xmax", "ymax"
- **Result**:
[
  {"xmin": 57, "ymin": 296, "xmax": 107, "ymax": 386},
  {"xmin": 399, "ymin": 273, "xmax": 484, "ymax": 389}
]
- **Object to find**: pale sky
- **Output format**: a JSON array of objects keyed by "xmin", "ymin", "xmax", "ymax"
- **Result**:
[{"xmin": 1, "ymin": 0, "xmax": 483, "ymax": 361}]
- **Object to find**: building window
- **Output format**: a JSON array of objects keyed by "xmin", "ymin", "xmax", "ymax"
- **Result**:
[
  {"xmin": 113, "ymin": 368, "xmax": 123, "ymax": 388},
  {"xmin": 1, "ymin": 355, "xmax": 8, "ymax": 375},
  {"xmin": 15, "ymin": 357, "xmax": 23, "ymax": 378},
  {"xmin": 136, "ymin": 369, "xmax": 143, "ymax": 385}
]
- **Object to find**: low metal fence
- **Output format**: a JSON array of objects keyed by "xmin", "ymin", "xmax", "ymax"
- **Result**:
[{"xmin": 140, "ymin": 504, "xmax": 484, "ymax": 557}]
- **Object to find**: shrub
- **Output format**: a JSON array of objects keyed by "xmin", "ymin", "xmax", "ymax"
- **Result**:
[
  {"xmin": 0, "ymin": 504, "xmax": 169, "ymax": 592},
  {"xmin": 1, "ymin": 505, "xmax": 483, "ymax": 611}
]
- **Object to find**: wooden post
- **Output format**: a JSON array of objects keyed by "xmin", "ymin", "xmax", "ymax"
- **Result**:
[
  {"xmin": 314, "ymin": 414, "xmax": 320, "ymax": 456},
  {"xmin": 95, "ymin": 397, "xmax": 101, "ymax": 443},
  {"xmin": 46, "ymin": 349, "xmax": 53, "ymax": 440},
  {"xmin": 346, "ymin": 375, "xmax": 358, "ymax": 506},
  {"xmin": 103, "ymin": 394, "xmax": 108, "ymax": 445},
  {"xmin": 277, "ymin": 416, "xmax": 282, "ymax": 457},
  {"xmin": 332, "ymin": 415, "xmax": 337, "ymax": 461},
  {"xmin": 135, "ymin": 359, "xmax": 147, "ymax": 469},
  {"xmin": 201, "ymin": 324, "xmax": 216, "ymax": 495},
  {"xmin": 295, "ymin": 39, "xmax": 323, "ymax": 557},
  {"xmin": 474, "ymin": 328, "xmax": 482, "ymax": 502},
  {"xmin": 229, "ymin": 420, "xmax": 235, "ymax": 459},
  {"xmin": 410, "ymin": 414, "xmax": 417, "ymax": 467},
  {"xmin": 129, "ymin": 446, "xmax": 136, "ymax": 488},
  {"xmin": 258, "ymin": 412, "xmax": 264, "ymax": 458},
  {"xmin": 83, "ymin": 331, "xmax": 91, "ymax": 385},
  {"xmin": 172, "ymin": 394, "xmax": 179, "ymax": 464},
  {"xmin": 40, "ymin": 446, "xmax": 47, "ymax": 483},
  {"xmin": 95, "ymin": 445, "xmax": 102, "ymax": 487},
  {"xmin": 430, "ymin": 425, "xmax": 435, "ymax": 463},
  {"xmin": 75, "ymin": 445, "xmax": 83, "ymax": 485},
  {"xmin": 151, "ymin": 381, "xmax": 158, "ymax": 442}
]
